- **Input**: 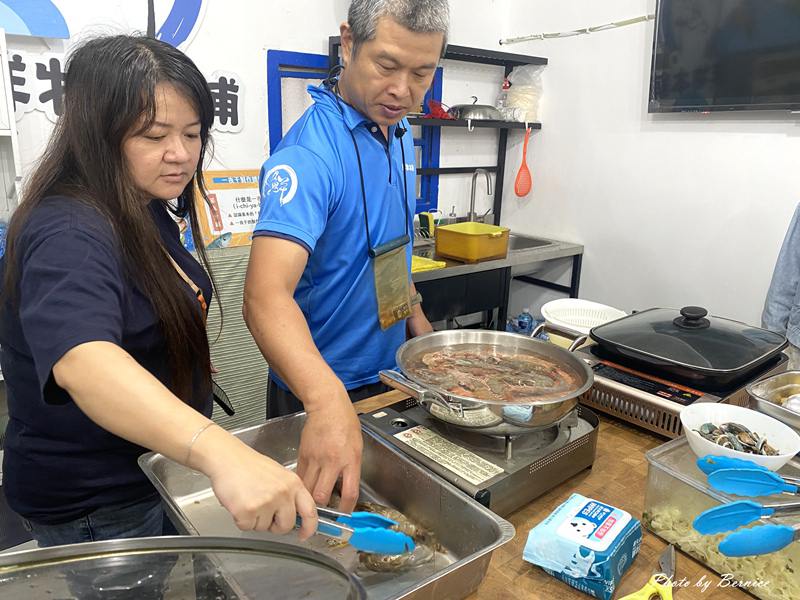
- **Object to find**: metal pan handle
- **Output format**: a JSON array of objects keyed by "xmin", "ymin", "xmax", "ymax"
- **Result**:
[
  {"xmin": 531, "ymin": 322, "xmax": 546, "ymax": 338},
  {"xmin": 567, "ymin": 335, "xmax": 589, "ymax": 352},
  {"xmin": 379, "ymin": 370, "xmax": 463, "ymax": 416},
  {"xmin": 529, "ymin": 323, "xmax": 587, "ymax": 353}
]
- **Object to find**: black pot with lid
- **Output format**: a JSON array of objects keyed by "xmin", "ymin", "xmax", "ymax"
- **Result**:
[{"xmin": 588, "ymin": 306, "xmax": 788, "ymax": 390}]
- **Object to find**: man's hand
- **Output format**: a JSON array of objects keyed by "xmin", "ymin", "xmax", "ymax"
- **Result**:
[
  {"xmin": 295, "ymin": 386, "xmax": 363, "ymax": 513},
  {"xmin": 245, "ymin": 237, "xmax": 364, "ymax": 512},
  {"xmin": 407, "ymin": 281, "xmax": 433, "ymax": 338},
  {"xmin": 407, "ymin": 311, "xmax": 433, "ymax": 337}
]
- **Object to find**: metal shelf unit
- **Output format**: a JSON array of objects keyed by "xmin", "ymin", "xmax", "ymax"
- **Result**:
[
  {"xmin": 328, "ymin": 38, "xmax": 547, "ymax": 222},
  {"xmin": 406, "ymin": 117, "xmax": 541, "ymax": 130}
]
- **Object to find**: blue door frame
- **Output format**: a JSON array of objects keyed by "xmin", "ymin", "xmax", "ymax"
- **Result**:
[{"xmin": 266, "ymin": 50, "xmax": 329, "ymax": 155}]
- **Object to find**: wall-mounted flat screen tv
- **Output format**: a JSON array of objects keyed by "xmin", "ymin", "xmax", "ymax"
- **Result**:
[{"xmin": 649, "ymin": 0, "xmax": 800, "ymax": 112}]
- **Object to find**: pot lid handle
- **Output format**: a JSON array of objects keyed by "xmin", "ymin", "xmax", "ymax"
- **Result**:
[{"xmin": 673, "ymin": 305, "xmax": 710, "ymax": 330}]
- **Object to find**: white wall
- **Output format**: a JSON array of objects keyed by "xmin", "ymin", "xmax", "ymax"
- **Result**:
[
  {"xmin": 9, "ymin": 1, "xmax": 348, "ymax": 175},
  {"xmin": 434, "ymin": 1, "xmax": 510, "ymax": 218},
  {"xmin": 11, "ymin": 1, "xmax": 793, "ymax": 326},
  {"xmin": 9, "ymin": 0, "xmax": 510, "ymax": 199},
  {"xmin": 500, "ymin": 0, "xmax": 800, "ymax": 326}
]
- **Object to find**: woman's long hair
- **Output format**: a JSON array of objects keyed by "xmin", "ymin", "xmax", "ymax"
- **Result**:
[{"xmin": 2, "ymin": 35, "xmax": 217, "ymax": 409}]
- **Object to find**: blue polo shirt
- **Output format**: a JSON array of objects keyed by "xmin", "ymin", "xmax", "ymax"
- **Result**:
[{"xmin": 255, "ymin": 84, "xmax": 415, "ymax": 390}]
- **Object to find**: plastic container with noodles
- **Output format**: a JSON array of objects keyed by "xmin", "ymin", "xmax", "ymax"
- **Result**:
[{"xmin": 643, "ymin": 437, "xmax": 800, "ymax": 600}]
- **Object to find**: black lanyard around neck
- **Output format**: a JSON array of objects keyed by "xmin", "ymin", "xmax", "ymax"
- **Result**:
[{"xmin": 332, "ymin": 82, "xmax": 410, "ymax": 258}]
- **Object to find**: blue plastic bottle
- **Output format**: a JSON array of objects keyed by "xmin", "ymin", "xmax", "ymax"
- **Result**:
[
  {"xmin": 0, "ymin": 220, "xmax": 7, "ymax": 259},
  {"xmin": 517, "ymin": 308, "xmax": 534, "ymax": 336}
]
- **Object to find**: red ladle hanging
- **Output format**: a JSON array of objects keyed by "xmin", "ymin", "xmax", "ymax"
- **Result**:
[{"xmin": 514, "ymin": 127, "xmax": 533, "ymax": 197}]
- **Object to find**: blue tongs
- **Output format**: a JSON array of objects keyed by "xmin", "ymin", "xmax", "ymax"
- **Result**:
[
  {"xmin": 696, "ymin": 455, "xmax": 800, "ymax": 496},
  {"xmin": 298, "ymin": 506, "xmax": 416, "ymax": 555},
  {"xmin": 693, "ymin": 455, "xmax": 800, "ymax": 556}
]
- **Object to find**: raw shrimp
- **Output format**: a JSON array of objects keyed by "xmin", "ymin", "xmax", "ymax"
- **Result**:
[
  {"xmin": 407, "ymin": 345, "xmax": 579, "ymax": 403},
  {"xmin": 355, "ymin": 501, "xmax": 440, "ymax": 573}
]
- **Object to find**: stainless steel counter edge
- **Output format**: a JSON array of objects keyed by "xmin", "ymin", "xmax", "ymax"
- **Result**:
[{"xmin": 412, "ymin": 238, "xmax": 584, "ymax": 282}]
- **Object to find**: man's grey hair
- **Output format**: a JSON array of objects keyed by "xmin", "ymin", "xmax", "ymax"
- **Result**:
[{"xmin": 348, "ymin": 0, "xmax": 450, "ymax": 56}]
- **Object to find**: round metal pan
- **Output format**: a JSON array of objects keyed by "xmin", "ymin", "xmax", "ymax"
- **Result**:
[{"xmin": 381, "ymin": 330, "xmax": 593, "ymax": 436}]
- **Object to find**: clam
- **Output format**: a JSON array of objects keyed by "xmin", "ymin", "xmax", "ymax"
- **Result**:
[
  {"xmin": 732, "ymin": 430, "xmax": 764, "ymax": 454},
  {"xmin": 699, "ymin": 423, "xmax": 717, "ymax": 436},
  {"xmin": 713, "ymin": 433, "xmax": 733, "ymax": 449},
  {"xmin": 720, "ymin": 422, "xmax": 752, "ymax": 436},
  {"xmin": 693, "ymin": 420, "xmax": 779, "ymax": 456},
  {"xmin": 726, "ymin": 432, "xmax": 745, "ymax": 453},
  {"xmin": 761, "ymin": 441, "xmax": 779, "ymax": 456},
  {"xmin": 736, "ymin": 431, "xmax": 758, "ymax": 447}
]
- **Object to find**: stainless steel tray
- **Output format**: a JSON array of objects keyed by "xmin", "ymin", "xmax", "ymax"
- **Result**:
[
  {"xmin": 747, "ymin": 370, "xmax": 800, "ymax": 432},
  {"xmin": 139, "ymin": 413, "xmax": 515, "ymax": 600}
]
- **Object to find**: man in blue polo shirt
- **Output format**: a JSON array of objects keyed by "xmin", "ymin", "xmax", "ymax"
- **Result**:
[{"xmin": 244, "ymin": 0, "xmax": 449, "ymax": 511}]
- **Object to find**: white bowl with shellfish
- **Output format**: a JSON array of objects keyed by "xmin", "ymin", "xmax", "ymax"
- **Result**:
[{"xmin": 680, "ymin": 402, "xmax": 800, "ymax": 471}]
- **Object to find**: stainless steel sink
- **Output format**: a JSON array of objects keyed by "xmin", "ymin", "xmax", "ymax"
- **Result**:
[{"xmin": 508, "ymin": 234, "xmax": 553, "ymax": 251}]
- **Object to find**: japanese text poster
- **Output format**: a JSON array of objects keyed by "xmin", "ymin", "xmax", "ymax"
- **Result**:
[{"xmin": 194, "ymin": 170, "xmax": 260, "ymax": 249}]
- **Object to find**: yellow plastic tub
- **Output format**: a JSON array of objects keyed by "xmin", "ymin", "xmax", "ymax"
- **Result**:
[{"xmin": 435, "ymin": 222, "xmax": 510, "ymax": 263}]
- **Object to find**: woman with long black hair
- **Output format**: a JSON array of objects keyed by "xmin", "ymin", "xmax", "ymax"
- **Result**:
[{"xmin": 0, "ymin": 35, "xmax": 318, "ymax": 547}]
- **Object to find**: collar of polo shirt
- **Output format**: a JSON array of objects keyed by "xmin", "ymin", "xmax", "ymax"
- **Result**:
[
  {"xmin": 330, "ymin": 86, "xmax": 369, "ymax": 131},
  {"xmin": 327, "ymin": 85, "xmax": 396, "ymax": 135}
]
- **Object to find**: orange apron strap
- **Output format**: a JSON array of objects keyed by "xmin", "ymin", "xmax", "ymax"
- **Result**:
[{"xmin": 166, "ymin": 253, "xmax": 208, "ymax": 318}]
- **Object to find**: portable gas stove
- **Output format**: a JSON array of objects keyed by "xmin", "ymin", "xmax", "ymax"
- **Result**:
[
  {"xmin": 578, "ymin": 346, "xmax": 788, "ymax": 438},
  {"xmin": 361, "ymin": 399, "xmax": 599, "ymax": 517}
]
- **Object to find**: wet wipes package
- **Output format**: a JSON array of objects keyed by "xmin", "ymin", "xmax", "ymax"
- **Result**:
[{"xmin": 522, "ymin": 493, "xmax": 642, "ymax": 600}]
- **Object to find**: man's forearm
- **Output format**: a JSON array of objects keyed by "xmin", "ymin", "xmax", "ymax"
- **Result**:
[
  {"xmin": 409, "ymin": 280, "xmax": 423, "ymax": 320},
  {"xmin": 244, "ymin": 293, "xmax": 344, "ymax": 409}
]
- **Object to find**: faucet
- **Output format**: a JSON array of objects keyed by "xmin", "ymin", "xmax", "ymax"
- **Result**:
[{"xmin": 469, "ymin": 169, "xmax": 492, "ymax": 222}]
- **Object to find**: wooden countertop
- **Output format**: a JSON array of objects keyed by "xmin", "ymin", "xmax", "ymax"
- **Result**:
[{"xmin": 354, "ymin": 391, "xmax": 750, "ymax": 600}]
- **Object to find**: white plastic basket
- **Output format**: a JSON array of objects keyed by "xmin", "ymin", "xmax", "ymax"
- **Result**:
[{"xmin": 540, "ymin": 299, "xmax": 627, "ymax": 337}]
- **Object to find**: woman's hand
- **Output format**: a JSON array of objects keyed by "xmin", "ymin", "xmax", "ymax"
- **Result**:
[
  {"xmin": 190, "ymin": 425, "xmax": 319, "ymax": 540},
  {"xmin": 53, "ymin": 342, "xmax": 318, "ymax": 539}
]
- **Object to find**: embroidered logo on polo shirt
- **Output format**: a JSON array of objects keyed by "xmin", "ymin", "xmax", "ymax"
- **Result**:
[{"xmin": 262, "ymin": 164, "xmax": 298, "ymax": 206}]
